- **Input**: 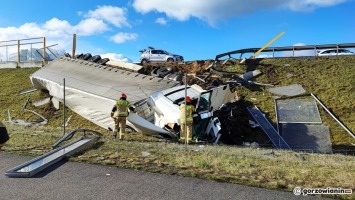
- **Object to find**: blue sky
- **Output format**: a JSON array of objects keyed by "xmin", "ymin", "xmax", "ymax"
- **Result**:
[{"xmin": 0, "ymin": 0, "xmax": 354, "ymax": 62}]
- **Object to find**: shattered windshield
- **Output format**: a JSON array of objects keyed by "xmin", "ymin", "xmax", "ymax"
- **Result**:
[{"xmin": 196, "ymin": 92, "xmax": 211, "ymax": 112}]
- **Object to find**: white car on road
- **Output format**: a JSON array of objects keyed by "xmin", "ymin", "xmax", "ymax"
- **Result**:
[{"xmin": 317, "ymin": 49, "xmax": 354, "ymax": 56}]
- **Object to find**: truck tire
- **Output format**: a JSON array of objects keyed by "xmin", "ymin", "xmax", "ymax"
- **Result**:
[
  {"xmin": 75, "ymin": 53, "xmax": 83, "ymax": 59},
  {"xmin": 167, "ymin": 58, "xmax": 174, "ymax": 62},
  {"xmin": 97, "ymin": 58, "xmax": 110, "ymax": 65},
  {"xmin": 141, "ymin": 59, "xmax": 148, "ymax": 64},
  {"xmin": 88, "ymin": 55, "xmax": 101, "ymax": 63},
  {"xmin": 157, "ymin": 67, "xmax": 174, "ymax": 77},
  {"xmin": 151, "ymin": 67, "xmax": 160, "ymax": 77},
  {"xmin": 81, "ymin": 53, "xmax": 92, "ymax": 60}
]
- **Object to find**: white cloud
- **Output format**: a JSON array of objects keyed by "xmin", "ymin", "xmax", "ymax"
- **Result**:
[
  {"xmin": 86, "ymin": 5, "xmax": 130, "ymax": 27},
  {"xmin": 110, "ymin": 32, "xmax": 138, "ymax": 44},
  {"xmin": 0, "ymin": 5, "xmax": 136, "ymax": 61},
  {"xmin": 287, "ymin": 0, "xmax": 347, "ymax": 11},
  {"xmin": 74, "ymin": 18, "xmax": 109, "ymax": 36},
  {"xmin": 100, "ymin": 53, "xmax": 133, "ymax": 63},
  {"xmin": 41, "ymin": 18, "xmax": 76, "ymax": 40},
  {"xmin": 132, "ymin": 0, "xmax": 349, "ymax": 26},
  {"xmin": 155, "ymin": 17, "xmax": 168, "ymax": 25}
]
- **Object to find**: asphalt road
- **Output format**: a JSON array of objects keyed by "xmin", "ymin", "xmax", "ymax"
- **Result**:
[{"xmin": 0, "ymin": 151, "xmax": 328, "ymax": 200}]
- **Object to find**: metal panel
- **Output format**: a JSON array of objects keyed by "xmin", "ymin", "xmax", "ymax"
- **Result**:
[
  {"xmin": 275, "ymin": 99, "xmax": 322, "ymax": 124},
  {"xmin": 281, "ymin": 124, "xmax": 332, "ymax": 153},
  {"xmin": 247, "ymin": 106, "xmax": 291, "ymax": 150},
  {"xmin": 268, "ymin": 84, "xmax": 306, "ymax": 97}
]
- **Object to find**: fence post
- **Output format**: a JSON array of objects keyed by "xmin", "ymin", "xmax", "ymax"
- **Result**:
[
  {"xmin": 17, "ymin": 40, "xmax": 20, "ymax": 68},
  {"xmin": 42, "ymin": 37, "xmax": 46, "ymax": 67}
]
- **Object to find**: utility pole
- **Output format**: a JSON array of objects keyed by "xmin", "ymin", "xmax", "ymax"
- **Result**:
[
  {"xmin": 184, "ymin": 73, "xmax": 188, "ymax": 148},
  {"xmin": 63, "ymin": 78, "xmax": 66, "ymax": 136}
]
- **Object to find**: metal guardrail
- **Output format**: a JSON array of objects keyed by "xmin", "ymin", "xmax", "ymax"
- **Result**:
[
  {"xmin": 4, "ymin": 129, "xmax": 99, "ymax": 178},
  {"xmin": 215, "ymin": 43, "xmax": 355, "ymax": 60}
]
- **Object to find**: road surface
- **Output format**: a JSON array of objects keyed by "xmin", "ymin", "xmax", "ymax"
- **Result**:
[{"xmin": 0, "ymin": 151, "xmax": 328, "ymax": 200}]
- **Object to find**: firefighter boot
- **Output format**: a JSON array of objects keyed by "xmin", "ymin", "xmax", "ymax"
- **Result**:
[
  {"xmin": 119, "ymin": 131, "xmax": 124, "ymax": 141},
  {"xmin": 112, "ymin": 128, "xmax": 117, "ymax": 138}
]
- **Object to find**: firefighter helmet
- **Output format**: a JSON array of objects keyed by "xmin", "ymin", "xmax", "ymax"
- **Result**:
[{"xmin": 185, "ymin": 96, "xmax": 191, "ymax": 103}]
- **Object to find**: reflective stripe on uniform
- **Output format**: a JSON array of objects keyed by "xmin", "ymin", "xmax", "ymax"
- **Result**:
[
  {"xmin": 116, "ymin": 100, "xmax": 129, "ymax": 117},
  {"xmin": 180, "ymin": 104, "xmax": 194, "ymax": 123}
]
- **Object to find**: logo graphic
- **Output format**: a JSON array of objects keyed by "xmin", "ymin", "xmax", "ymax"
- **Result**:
[{"xmin": 293, "ymin": 187, "xmax": 302, "ymax": 196}]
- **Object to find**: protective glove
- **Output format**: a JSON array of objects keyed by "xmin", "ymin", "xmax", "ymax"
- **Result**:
[{"xmin": 129, "ymin": 106, "xmax": 135, "ymax": 112}]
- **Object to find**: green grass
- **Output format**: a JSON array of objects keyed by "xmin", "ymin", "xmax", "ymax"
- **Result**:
[
  {"xmin": 1, "ymin": 57, "xmax": 355, "ymax": 200},
  {"xmin": 233, "ymin": 57, "xmax": 355, "ymax": 145}
]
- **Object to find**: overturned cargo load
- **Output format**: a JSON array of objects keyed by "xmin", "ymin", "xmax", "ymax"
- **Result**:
[{"xmin": 30, "ymin": 57, "xmax": 180, "ymax": 136}]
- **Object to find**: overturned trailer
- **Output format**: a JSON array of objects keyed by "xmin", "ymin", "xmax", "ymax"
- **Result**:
[{"xmin": 30, "ymin": 57, "xmax": 180, "ymax": 137}]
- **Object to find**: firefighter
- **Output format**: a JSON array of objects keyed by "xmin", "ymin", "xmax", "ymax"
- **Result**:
[
  {"xmin": 180, "ymin": 96, "xmax": 195, "ymax": 144},
  {"xmin": 111, "ymin": 93, "xmax": 134, "ymax": 140}
]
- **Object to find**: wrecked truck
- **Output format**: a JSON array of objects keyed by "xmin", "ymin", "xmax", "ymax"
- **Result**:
[
  {"xmin": 142, "ymin": 83, "xmax": 237, "ymax": 141},
  {"xmin": 29, "ymin": 56, "xmax": 237, "ymax": 142}
]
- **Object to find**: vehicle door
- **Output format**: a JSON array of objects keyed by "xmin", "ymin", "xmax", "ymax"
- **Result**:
[
  {"xmin": 195, "ymin": 90, "xmax": 212, "ymax": 137},
  {"xmin": 196, "ymin": 91, "xmax": 212, "ymax": 113},
  {"xmin": 155, "ymin": 50, "xmax": 167, "ymax": 62},
  {"xmin": 330, "ymin": 49, "xmax": 337, "ymax": 56},
  {"xmin": 150, "ymin": 50, "xmax": 159, "ymax": 62}
]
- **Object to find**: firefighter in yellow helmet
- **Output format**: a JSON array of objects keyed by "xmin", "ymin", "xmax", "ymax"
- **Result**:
[
  {"xmin": 180, "ymin": 96, "xmax": 195, "ymax": 144},
  {"xmin": 111, "ymin": 93, "xmax": 134, "ymax": 140}
]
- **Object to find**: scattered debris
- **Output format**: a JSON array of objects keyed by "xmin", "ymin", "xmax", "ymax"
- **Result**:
[
  {"xmin": 141, "ymin": 151, "xmax": 151, "ymax": 157},
  {"xmin": 22, "ymin": 97, "xmax": 30, "ymax": 109},
  {"xmin": 268, "ymin": 84, "xmax": 306, "ymax": 97},
  {"xmin": 248, "ymin": 120, "xmax": 260, "ymax": 128},
  {"xmin": 62, "ymin": 115, "xmax": 72, "ymax": 127},
  {"xmin": 51, "ymin": 97, "xmax": 60, "ymax": 110},
  {"xmin": 243, "ymin": 142, "xmax": 260, "ymax": 148},
  {"xmin": 24, "ymin": 109, "xmax": 48, "ymax": 125},
  {"xmin": 19, "ymin": 88, "xmax": 37, "ymax": 95},
  {"xmin": 7, "ymin": 109, "xmax": 48, "ymax": 126},
  {"xmin": 33, "ymin": 97, "xmax": 51, "ymax": 107}
]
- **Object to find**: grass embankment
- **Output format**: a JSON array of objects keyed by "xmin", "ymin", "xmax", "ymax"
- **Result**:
[
  {"xmin": 234, "ymin": 57, "xmax": 355, "ymax": 145},
  {"xmin": 1, "ymin": 57, "xmax": 355, "ymax": 199}
]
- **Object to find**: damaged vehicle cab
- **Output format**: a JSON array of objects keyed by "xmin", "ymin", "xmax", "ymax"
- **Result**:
[
  {"xmin": 146, "ymin": 84, "xmax": 236, "ymax": 141},
  {"xmin": 140, "ymin": 48, "xmax": 184, "ymax": 64}
]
